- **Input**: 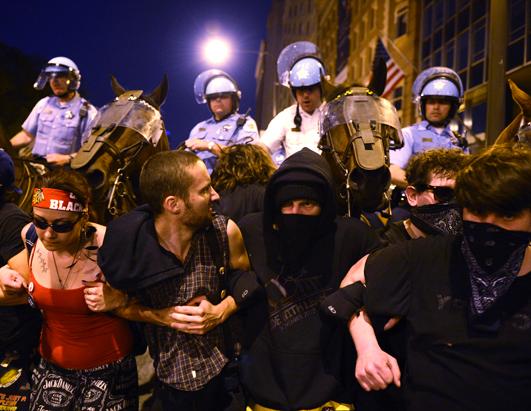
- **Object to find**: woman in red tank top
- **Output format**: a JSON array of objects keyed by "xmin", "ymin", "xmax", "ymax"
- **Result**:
[{"xmin": 1, "ymin": 169, "xmax": 137, "ymax": 411}]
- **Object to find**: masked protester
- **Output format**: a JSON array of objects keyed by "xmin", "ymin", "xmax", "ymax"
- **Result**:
[
  {"xmin": 260, "ymin": 41, "xmax": 326, "ymax": 165},
  {"xmin": 341, "ymin": 148, "xmax": 465, "ymax": 411},
  {"xmin": 380, "ymin": 148, "xmax": 466, "ymax": 243},
  {"xmin": 10, "ymin": 57, "xmax": 98, "ymax": 166},
  {"xmin": 326, "ymin": 144, "xmax": 531, "ymax": 411},
  {"xmin": 390, "ymin": 67, "xmax": 468, "ymax": 188},
  {"xmin": 238, "ymin": 148, "xmax": 381, "ymax": 410},
  {"xmin": 186, "ymin": 69, "xmax": 259, "ymax": 174}
]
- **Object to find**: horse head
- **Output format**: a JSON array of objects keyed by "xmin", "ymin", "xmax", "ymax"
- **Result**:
[
  {"xmin": 495, "ymin": 79, "xmax": 531, "ymax": 147},
  {"xmin": 319, "ymin": 60, "xmax": 403, "ymax": 217},
  {"xmin": 71, "ymin": 75, "xmax": 169, "ymax": 223}
]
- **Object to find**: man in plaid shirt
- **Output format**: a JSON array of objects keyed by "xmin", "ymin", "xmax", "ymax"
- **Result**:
[{"xmin": 87, "ymin": 151, "xmax": 259, "ymax": 410}]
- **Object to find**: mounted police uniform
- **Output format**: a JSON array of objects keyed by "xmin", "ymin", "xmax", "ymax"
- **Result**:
[
  {"xmin": 190, "ymin": 69, "xmax": 259, "ymax": 174},
  {"xmin": 260, "ymin": 102, "xmax": 323, "ymax": 165},
  {"xmin": 22, "ymin": 94, "xmax": 97, "ymax": 157},
  {"xmin": 23, "ymin": 56, "xmax": 97, "ymax": 158},
  {"xmin": 262, "ymin": 41, "xmax": 326, "ymax": 166},
  {"xmin": 390, "ymin": 67, "xmax": 468, "ymax": 170},
  {"xmin": 390, "ymin": 120, "xmax": 467, "ymax": 169},
  {"xmin": 188, "ymin": 113, "xmax": 259, "ymax": 174}
]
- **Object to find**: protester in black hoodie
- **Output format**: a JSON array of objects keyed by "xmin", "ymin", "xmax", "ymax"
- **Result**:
[{"xmin": 238, "ymin": 148, "xmax": 380, "ymax": 410}]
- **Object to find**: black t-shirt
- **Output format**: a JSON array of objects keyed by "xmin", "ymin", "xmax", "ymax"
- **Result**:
[
  {"xmin": 0, "ymin": 203, "xmax": 38, "ymax": 356},
  {"xmin": 0, "ymin": 203, "xmax": 30, "ymax": 266},
  {"xmin": 365, "ymin": 235, "xmax": 531, "ymax": 411},
  {"xmin": 239, "ymin": 213, "xmax": 381, "ymax": 409}
]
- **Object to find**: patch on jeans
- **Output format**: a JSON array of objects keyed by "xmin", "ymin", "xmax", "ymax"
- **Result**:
[{"xmin": 0, "ymin": 368, "xmax": 22, "ymax": 388}]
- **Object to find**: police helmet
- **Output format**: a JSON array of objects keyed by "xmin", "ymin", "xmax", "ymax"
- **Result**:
[
  {"xmin": 289, "ymin": 57, "xmax": 325, "ymax": 88},
  {"xmin": 193, "ymin": 69, "xmax": 241, "ymax": 112},
  {"xmin": 277, "ymin": 41, "xmax": 326, "ymax": 89},
  {"xmin": 413, "ymin": 67, "xmax": 463, "ymax": 121},
  {"xmin": 34, "ymin": 56, "xmax": 81, "ymax": 91}
]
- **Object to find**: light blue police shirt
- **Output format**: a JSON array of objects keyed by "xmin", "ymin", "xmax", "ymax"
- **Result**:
[
  {"xmin": 22, "ymin": 94, "xmax": 97, "ymax": 157},
  {"xmin": 189, "ymin": 113, "xmax": 259, "ymax": 174},
  {"xmin": 390, "ymin": 120, "xmax": 468, "ymax": 169}
]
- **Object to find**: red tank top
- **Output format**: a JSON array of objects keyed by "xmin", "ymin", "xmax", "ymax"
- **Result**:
[{"xmin": 29, "ymin": 247, "xmax": 133, "ymax": 370}]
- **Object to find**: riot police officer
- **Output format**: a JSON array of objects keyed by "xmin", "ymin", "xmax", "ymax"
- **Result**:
[
  {"xmin": 10, "ymin": 57, "xmax": 97, "ymax": 166},
  {"xmin": 390, "ymin": 66, "xmax": 468, "ymax": 187},
  {"xmin": 186, "ymin": 69, "xmax": 259, "ymax": 174},
  {"xmin": 260, "ymin": 41, "xmax": 326, "ymax": 165}
]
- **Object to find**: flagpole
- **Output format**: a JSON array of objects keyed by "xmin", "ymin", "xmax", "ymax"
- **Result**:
[{"xmin": 378, "ymin": 32, "xmax": 418, "ymax": 74}]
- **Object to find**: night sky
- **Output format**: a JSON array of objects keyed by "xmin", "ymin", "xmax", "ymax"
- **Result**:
[{"xmin": 1, "ymin": 0, "xmax": 272, "ymax": 147}]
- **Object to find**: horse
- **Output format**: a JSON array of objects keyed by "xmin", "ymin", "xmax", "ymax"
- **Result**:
[
  {"xmin": 70, "ymin": 75, "xmax": 169, "ymax": 223},
  {"xmin": 0, "ymin": 131, "xmax": 50, "ymax": 214},
  {"xmin": 495, "ymin": 79, "xmax": 531, "ymax": 146},
  {"xmin": 318, "ymin": 59, "xmax": 403, "ymax": 218}
]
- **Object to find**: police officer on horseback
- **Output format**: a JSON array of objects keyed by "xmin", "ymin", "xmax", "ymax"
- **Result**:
[
  {"xmin": 260, "ymin": 41, "xmax": 326, "ymax": 165},
  {"xmin": 390, "ymin": 66, "xmax": 468, "ymax": 188},
  {"xmin": 186, "ymin": 69, "xmax": 259, "ymax": 174},
  {"xmin": 10, "ymin": 56, "xmax": 97, "ymax": 166}
]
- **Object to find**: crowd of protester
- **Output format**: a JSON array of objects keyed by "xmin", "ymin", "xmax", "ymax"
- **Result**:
[{"xmin": 0, "ymin": 41, "xmax": 530, "ymax": 411}]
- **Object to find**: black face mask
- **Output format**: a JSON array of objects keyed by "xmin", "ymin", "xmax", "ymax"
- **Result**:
[
  {"xmin": 463, "ymin": 221, "xmax": 530, "ymax": 273},
  {"xmin": 409, "ymin": 202, "xmax": 463, "ymax": 236},
  {"xmin": 276, "ymin": 214, "xmax": 321, "ymax": 265},
  {"xmin": 462, "ymin": 221, "xmax": 530, "ymax": 320}
]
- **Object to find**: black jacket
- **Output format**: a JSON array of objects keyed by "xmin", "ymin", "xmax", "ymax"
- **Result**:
[{"xmin": 238, "ymin": 149, "xmax": 380, "ymax": 409}]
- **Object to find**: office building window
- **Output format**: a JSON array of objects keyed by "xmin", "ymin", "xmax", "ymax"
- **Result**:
[
  {"xmin": 507, "ymin": 0, "xmax": 528, "ymax": 70},
  {"xmin": 396, "ymin": 7, "xmax": 408, "ymax": 37},
  {"xmin": 392, "ymin": 86, "xmax": 403, "ymax": 111}
]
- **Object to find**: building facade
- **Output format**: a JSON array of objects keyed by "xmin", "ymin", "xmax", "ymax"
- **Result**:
[{"xmin": 256, "ymin": 0, "xmax": 531, "ymax": 146}]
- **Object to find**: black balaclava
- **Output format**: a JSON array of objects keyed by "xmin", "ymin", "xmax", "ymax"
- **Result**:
[{"xmin": 274, "ymin": 183, "xmax": 324, "ymax": 267}]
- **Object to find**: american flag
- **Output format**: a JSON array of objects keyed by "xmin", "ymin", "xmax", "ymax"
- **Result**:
[{"xmin": 373, "ymin": 37, "xmax": 405, "ymax": 99}]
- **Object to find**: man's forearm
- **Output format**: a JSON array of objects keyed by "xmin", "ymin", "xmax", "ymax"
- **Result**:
[
  {"xmin": 114, "ymin": 302, "xmax": 170, "ymax": 327},
  {"xmin": 10, "ymin": 130, "xmax": 33, "ymax": 148},
  {"xmin": 389, "ymin": 164, "xmax": 407, "ymax": 188}
]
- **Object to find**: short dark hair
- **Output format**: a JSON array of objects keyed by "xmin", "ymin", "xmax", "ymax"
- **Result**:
[
  {"xmin": 406, "ymin": 148, "xmax": 466, "ymax": 187},
  {"xmin": 455, "ymin": 144, "xmax": 531, "ymax": 217},
  {"xmin": 139, "ymin": 151, "xmax": 200, "ymax": 215},
  {"xmin": 38, "ymin": 169, "xmax": 91, "ymax": 209},
  {"xmin": 211, "ymin": 144, "xmax": 276, "ymax": 192}
]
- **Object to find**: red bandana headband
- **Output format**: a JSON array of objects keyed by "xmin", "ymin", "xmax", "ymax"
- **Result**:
[{"xmin": 32, "ymin": 188, "xmax": 86, "ymax": 212}]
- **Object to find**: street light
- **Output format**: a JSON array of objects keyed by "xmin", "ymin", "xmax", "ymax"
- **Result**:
[{"xmin": 202, "ymin": 37, "xmax": 231, "ymax": 65}]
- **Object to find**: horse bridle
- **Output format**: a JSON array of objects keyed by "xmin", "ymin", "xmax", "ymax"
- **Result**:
[{"xmin": 319, "ymin": 120, "xmax": 385, "ymax": 216}]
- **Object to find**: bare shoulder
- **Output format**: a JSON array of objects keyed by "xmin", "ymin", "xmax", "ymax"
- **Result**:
[
  {"xmin": 89, "ymin": 223, "xmax": 107, "ymax": 248},
  {"xmin": 226, "ymin": 219, "xmax": 242, "ymax": 239},
  {"xmin": 226, "ymin": 219, "xmax": 250, "ymax": 271},
  {"xmin": 20, "ymin": 222, "xmax": 33, "ymax": 241}
]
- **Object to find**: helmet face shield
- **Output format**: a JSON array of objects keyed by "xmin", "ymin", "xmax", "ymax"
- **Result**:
[
  {"xmin": 194, "ymin": 69, "xmax": 241, "ymax": 104},
  {"xmin": 421, "ymin": 78, "xmax": 460, "ymax": 99},
  {"xmin": 289, "ymin": 57, "xmax": 325, "ymax": 88},
  {"xmin": 321, "ymin": 88, "xmax": 404, "ymax": 149},
  {"xmin": 205, "ymin": 76, "xmax": 238, "ymax": 96},
  {"xmin": 277, "ymin": 41, "xmax": 324, "ymax": 87},
  {"xmin": 412, "ymin": 67, "xmax": 463, "ymax": 104},
  {"xmin": 34, "ymin": 57, "xmax": 81, "ymax": 91}
]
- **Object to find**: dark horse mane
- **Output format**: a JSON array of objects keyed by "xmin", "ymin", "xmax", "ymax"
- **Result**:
[{"xmin": 71, "ymin": 75, "xmax": 169, "ymax": 223}]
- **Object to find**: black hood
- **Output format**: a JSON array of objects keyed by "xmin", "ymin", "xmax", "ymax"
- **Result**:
[{"xmin": 263, "ymin": 148, "xmax": 337, "ymax": 234}]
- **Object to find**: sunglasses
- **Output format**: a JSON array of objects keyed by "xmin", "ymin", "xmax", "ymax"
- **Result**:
[
  {"xmin": 415, "ymin": 184, "xmax": 455, "ymax": 203},
  {"xmin": 33, "ymin": 214, "xmax": 83, "ymax": 233}
]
